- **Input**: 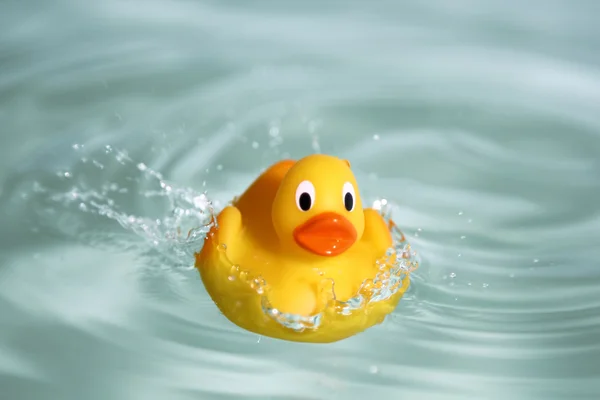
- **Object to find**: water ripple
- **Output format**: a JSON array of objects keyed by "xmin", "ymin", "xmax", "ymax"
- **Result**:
[{"xmin": 2, "ymin": 0, "xmax": 600, "ymax": 399}]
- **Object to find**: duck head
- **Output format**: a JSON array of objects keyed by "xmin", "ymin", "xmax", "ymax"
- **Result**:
[{"xmin": 272, "ymin": 154, "xmax": 365, "ymax": 257}]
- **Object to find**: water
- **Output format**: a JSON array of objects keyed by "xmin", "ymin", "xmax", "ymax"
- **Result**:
[{"xmin": 1, "ymin": 1, "xmax": 600, "ymax": 399}]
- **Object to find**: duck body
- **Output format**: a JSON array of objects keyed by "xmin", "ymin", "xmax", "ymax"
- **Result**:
[{"xmin": 196, "ymin": 155, "xmax": 410, "ymax": 343}]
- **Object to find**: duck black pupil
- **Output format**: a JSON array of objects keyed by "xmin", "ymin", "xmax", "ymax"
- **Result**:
[
  {"xmin": 299, "ymin": 192, "xmax": 312, "ymax": 211},
  {"xmin": 344, "ymin": 192, "xmax": 353, "ymax": 211}
]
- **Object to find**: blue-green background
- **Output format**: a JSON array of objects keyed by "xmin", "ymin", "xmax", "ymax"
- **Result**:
[{"xmin": 1, "ymin": 1, "xmax": 599, "ymax": 399}]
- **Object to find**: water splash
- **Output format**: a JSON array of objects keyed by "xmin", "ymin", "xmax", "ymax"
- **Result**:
[
  {"xmin": 282, "ymin": 206, "xmax": 415, "ymax": 330},
  {"xmin": 204, "ymin": 198, "xmax": 419, "ymax": 332},
  {"xmin": 31, "ymin": 144, "xmax": 216, "ymax": 269},
  {"xmin": 31, "ymin": 144, "xmax": 418, "ymax": 332}
]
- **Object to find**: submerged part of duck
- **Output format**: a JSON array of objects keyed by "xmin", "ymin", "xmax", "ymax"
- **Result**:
[{"xmin": 195, "ymin": 155, "xmax": 418, "ymax": 343}]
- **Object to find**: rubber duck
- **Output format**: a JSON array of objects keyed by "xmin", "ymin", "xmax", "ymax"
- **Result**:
[{"xmin": 195, "ymin": 154, "xmax": 410, "ymax": 343}]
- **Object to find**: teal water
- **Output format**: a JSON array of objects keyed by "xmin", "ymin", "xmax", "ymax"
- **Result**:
[{"xmin": 2, "ymin": 1, "xmax": 600, "ymax": 399}]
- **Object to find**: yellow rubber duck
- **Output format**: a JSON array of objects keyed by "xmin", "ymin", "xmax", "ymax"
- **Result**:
[{"xmin": 195, "ymin": 154, "xmax": 411, "ymax": 343}]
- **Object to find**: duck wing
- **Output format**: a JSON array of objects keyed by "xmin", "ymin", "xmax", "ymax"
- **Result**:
[{"xmin": 234, "ymin": 159, "xmax": 296, "ymax": 247}]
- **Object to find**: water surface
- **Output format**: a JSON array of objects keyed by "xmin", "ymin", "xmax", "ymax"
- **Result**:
[{"xmin": 1, "ymin": 1, "xmax": 600, "ymax": 399}]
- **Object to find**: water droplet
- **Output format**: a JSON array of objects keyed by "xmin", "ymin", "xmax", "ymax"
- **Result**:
[
  {"xmin": 482, "ymin": 283, "xmax": 489, "ymax": 288},
  {"xmin": 460, "ymin": 235, "xmax": 466, "ymax": 239},
  {"xmin": 269, "ymin": 126, "xmax": 280, "ymax": 137},
  {"xmin": 458, "ymin": 211, "xmax": 463, "ymax": 216},
  {"xmin": 137, "ymin": 163, "xmax": 147, "ymax": 171},
  {"xmin": 533, "ymin": 258, "xmax": 539, "ymax": 263},
  {"xmin": 450, "ymin": 272, "xmax": 456, "ymax": 278},
  {"xmin": 193, "ymin": 194, "xmax": 209, "ymax": 209},
  {"xmin": 115, "ymin": 150, "xmax": 129, "ymax": 164},
  {"xmin": 216, "ymin": 164, "xmax": 223, "ymax": 171},
  {"xmin": 251, "ymin": 141, "xmax": 259, "ymax": 149},
  {"xmin": 373, "ymin": 134, "xmax": 380, "ymax": 140},
  {"xmin": 64, "ymin": 172, "xmax": 72, "ymax": 179},
  {"xmin": 159, "ymin": 181, "xmax": 172, "ymax": 192},
  {"xmin": 311, "ymin": 136, "xmax": 321, "ymax": 152},
  {"xmin": 227, "ymin": 276, "xmax": 235, "ymax": 281},
  {"xmin": 369, "ymin": 365, "xmax": 379, "ymax": 374}
]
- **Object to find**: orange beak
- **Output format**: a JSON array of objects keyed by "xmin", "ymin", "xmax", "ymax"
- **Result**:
[{"xmin": 293, "ymin": 212, "xmax": 357, "ymax": 257}]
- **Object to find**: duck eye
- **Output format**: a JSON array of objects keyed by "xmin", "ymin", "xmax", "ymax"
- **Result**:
[
  {"xmin": 295, "ymin": 180, "xmax": 315, "ymax": 212},
  {"xmin": 342, "ymin": 182, "xmax": 355, "ymax": 212}
]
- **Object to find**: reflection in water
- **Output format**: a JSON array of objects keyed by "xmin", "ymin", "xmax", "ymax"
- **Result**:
[{"xmin": 1, "ymin": 0, "xmax": 600, "ymax": 399}]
